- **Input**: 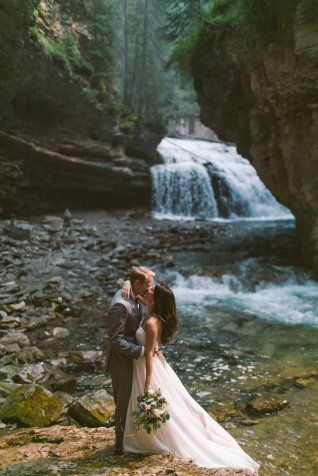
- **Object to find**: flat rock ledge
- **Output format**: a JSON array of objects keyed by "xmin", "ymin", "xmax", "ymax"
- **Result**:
[{"xmin": 0, "ymin": 425, "xmax": 255, "ymax": 476}]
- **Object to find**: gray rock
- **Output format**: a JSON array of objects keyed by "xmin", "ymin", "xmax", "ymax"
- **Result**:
[
  {"xmin": 12, "ymin": 364, "xmax": 45, "ymax": 384},
  {"xmin": 54, "ymin": 391, "xmax": 74, "ymax": 408},
  {"xmin": 45, "ymin": 276, "xmax": 63, "ymax": 287},
  {"xmin": 77, "ymin": 374, "xmax": 111, "ymax": 388},
  {"xmin": 44, "ymin": 369, "xmax": 77, "ymax": 392},
  {"xmin": 9, "ymin": 301, "xmax": 26, "ymax": 311},
  {"xmin": 4, "ymin": 343, "xmax": 21, "ymax": 354},
  {"xmin": 43, "ymin": 215, "xmax": 64, "ymax": 225},
  {"xmin": 50, "ymin": 357, "xmax": 68, "ymax": 369},
  {"xmin": 0, "ymin": 344, "xmax": 6, "ymax": 357},
  {"xmin": 0, "ymin": 315, "xmax": 21, "ymax": 329},
  {"xmin": 20, "ymin": 315, "xmax": 50, "ymax": 330},
  {"xmin": 68, "ymin": 350, "xmax": 103, "ymax": 363},
  {"xmin": 4, "ymin": 221, "xmax": 33, "ymax": 241},
  {"xmin": 0, "ymin": 382, "xmax": 22, "ymax": 397},
  {"xmin": 0, "ymin": 331, "xmax": 30, "ymax": 347},
  {"xmin": 52, "ymin": 327, "xmax": 70, "ymax": 338},
  {"xmin": 16, "ymin": 346, "xmax": 44, "ymax": 364}
]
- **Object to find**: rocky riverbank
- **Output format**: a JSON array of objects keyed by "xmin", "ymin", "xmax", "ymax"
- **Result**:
[{"xmin": 1, "ymin": 209, "xmax": 316, "ymax": 475}]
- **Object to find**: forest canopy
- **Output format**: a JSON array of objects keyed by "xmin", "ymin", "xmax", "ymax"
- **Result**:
[{"xmin": 28, "ymin": 0, "xmax": 318, "ymax": 133}]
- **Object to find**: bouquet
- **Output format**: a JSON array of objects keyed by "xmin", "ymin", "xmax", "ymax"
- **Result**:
[{"xmin": 133, "ymin": 389, "xmax": 170, "ymax": 434}]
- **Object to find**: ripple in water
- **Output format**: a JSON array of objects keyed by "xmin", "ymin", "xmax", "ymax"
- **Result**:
[{"xmin": 163, "ymin": 260, "xmax": 318, "ymax": 328}]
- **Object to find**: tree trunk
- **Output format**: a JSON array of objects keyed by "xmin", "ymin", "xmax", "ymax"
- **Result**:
[
  {"xmin": 123, "ymin": 0, "xmax": 129, "ymax": 105},
  {"xmin": 127, "ymin": 0, "xmax": 142, "ymax": 109},
  {"xmin": 137, "ymin": 0, "xmax": 149, "ymax": 122}
]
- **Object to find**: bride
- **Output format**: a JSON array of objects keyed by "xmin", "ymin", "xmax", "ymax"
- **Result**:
[{"xmin": 122, "ymin": 282, "xmax": 260, "ymax": 473}]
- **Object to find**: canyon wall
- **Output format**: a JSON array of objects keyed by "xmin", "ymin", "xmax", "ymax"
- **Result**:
[
  {"xmin": 192, "ymin": 1, "xmax": 318, "ymax": 272},
  {"xmin": 0, "ymin": 0, "xmax": 160, "ymax": 216}
]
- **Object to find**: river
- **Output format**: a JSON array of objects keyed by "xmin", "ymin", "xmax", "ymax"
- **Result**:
[{"xmin": 0, "ymin": 138, "xmax": 317, "ymax": 475}]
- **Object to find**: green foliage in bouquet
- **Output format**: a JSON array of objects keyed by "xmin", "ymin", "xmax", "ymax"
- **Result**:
[{"xmin": 133, "ymin": 389, "xmax": 170, "ymax": 434}]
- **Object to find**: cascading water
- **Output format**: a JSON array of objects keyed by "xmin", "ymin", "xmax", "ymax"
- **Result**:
[{"xmin": 151, "ymin": 137, "xmax": 292, "ymax": 220}]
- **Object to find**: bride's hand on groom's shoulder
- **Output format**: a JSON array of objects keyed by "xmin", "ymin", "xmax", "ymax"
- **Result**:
[{"xmin": 121, "ymin": 280, "xmax": 131, "ymax": 299}]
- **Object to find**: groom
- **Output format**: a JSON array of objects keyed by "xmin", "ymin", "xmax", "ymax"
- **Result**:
[{"xmin": 106, "ymin": 266, "xmax": 155, "ymax": 455}]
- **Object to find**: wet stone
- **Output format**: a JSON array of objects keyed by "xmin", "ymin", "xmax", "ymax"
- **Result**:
[
  {"xmin": 11, "ymin": 364, "xmax": 45, "ymax": 384},
  {"xmin": 20, "ymin": 315, "xmax": 51, "ymax": 330},
  {"xmin": 16, "ymin": 346, "xmax": 44, "ymax": 364},
  {"xmin": 246, "ymin": 394, "xmax": 289, "ymax": 415},
  {"xmin": 0, "ymin": 332, "xmax": 30, "ymax": 348},
  {"xmin": 9, "ymin": 301, "xmax": 25, "ymax": 311},
  {"xmin": 68, "ymin": 350, "xmax": 103, "ymax": 364},
  {"xmin": 3, "ymin": 221, "xmax": 33, "ymax": 241},
  {"xmin": 0, "ymin": 315, "xmax": 21, "ymax": 329},
  {"xmin": 3, "ymin": 343, "xmax": 21, "ymax": 354},
  {"xmin": 52, "ymin": 327, "xmax": 70, "ymax": 339},
  {"xmin": 45, "ymin": 276, "xmax": 63, "ymax": 287}
]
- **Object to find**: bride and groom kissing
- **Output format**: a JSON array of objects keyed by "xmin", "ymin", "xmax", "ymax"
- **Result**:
[{"xmin": 106, "ymin": 266, "xmax": 260, "ymax": 473}]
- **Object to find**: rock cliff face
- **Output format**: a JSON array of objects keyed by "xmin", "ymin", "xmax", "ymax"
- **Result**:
[
  {"xmin": 192, "ymin": 1, "xmax": 318, "ymax": 272},
  {"xmin": 0, "ymin": 0, "xmax": 161, "ymax": 216}
]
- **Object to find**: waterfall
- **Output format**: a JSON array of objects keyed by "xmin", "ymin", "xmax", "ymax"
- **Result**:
[{"xmin": 151, "ymin": 138, "xmax": 292, "ymax": 220}]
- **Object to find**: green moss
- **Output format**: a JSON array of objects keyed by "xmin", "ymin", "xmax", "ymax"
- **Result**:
[
  {"xmin": 119, "ymin": 113, "xmax": 138, "ymax": 133},
  {"xmin": 68, "ymin": 392, "xmax": 115, "ymax": 428},
  {"xmin": 169, "ymin": 0, "xmax": 317, "ymax": 74},
  {"xmin": 0, "ymin": 384, "xmax": 62, "ymax": 427},
  {"xmin": 30, "ymin": 25, "xmax": 93, "ymax": 77}
]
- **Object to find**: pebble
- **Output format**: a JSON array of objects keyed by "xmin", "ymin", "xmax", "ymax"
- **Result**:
[
  {"xmin": 10, "ymin": 301, "xmax": 25, "ymax": 311},
  {"xmin": 52, "ymin": 327, "xmax": 70, "ymax": 338}
]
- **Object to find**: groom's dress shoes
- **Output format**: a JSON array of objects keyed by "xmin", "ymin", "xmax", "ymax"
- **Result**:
[
  {"xmin": 113, "ymin": 447, "xmax": 123, "ymax": 456},
  {"xmin": 108, "ymin": 444, "xmax": 123, "ymax": 456}
]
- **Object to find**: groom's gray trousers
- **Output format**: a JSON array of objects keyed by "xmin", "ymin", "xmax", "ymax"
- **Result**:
[{"xmin": 106, "ymin": 290, "xmax": 143, "ymax": 450}]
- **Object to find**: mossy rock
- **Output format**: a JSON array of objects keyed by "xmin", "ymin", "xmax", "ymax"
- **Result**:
[
  {"xmin": 0, "ymin": 384, "xmax": 62, "ymax": 427},
  {"xmin": 68, "ymin": 389, "xmax": 115, "ymax": 427}
]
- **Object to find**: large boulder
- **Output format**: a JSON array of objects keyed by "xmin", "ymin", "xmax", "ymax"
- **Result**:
[
  {"xmin": 68, "ymin": 389, "xmax": 115, "ymax": 427},
  {"xmin": 0, "ymin": 384, "xmax": 62, "ymax": 427}
]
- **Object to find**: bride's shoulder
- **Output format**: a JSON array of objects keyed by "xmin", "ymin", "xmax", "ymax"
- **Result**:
[{"xmin": 144, "ymin": 315, "xmax": 159, "ymax": 332}]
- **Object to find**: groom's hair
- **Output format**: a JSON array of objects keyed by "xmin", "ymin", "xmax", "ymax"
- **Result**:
[{"xmin": 130, "ymin": 266, "xmax": 155, "ymax": 284}]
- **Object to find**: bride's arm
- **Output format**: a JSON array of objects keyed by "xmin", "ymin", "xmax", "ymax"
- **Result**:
[{"xmin": 144, "ymin": 318, "xmax": 158, "ymax": 392}]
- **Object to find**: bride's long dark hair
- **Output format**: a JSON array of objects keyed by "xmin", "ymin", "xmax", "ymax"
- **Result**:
[{"xmin": 152, "ymin": 283, "xmax": 179, "ymax": 345}]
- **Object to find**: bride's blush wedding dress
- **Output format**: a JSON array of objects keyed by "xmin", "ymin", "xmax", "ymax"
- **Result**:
[{"xmin": 124, "ymin": 327, "xmax": 260, "ymax": 473}]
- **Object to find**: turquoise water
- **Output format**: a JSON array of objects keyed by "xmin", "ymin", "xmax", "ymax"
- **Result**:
[{"xmin": 161, "ymin": 257, "xmax": 318, "ymax": 475}]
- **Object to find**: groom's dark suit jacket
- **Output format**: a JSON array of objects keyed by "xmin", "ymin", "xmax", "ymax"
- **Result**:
[{"xmin": 106, "ymin": 290, "xmax": 143, "ymax": 377}]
